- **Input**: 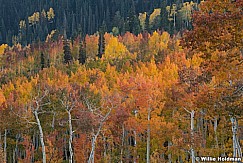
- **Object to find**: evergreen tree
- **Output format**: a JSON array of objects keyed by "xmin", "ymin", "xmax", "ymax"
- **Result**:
[
  {"xmin": 160, "ymin": 0, "xmax": 169, "ymax": 31},
  {"xmin": 63, "ymin": 40, "xmax": 73, "ymax": 64},
  {"xmin": 63, "ymin": 11, "xmax": 67, "ymax": 40},
  {"xmin": 132, "ymin": 15, "xmax": 141, "ymax": 35},
  {"xmin": 112, "ymin": 11, "xmax": 124, "ymax": 34},
  {"xmin": 79, "ymin": 40, "xmax": 86, "ymax": 64},
  {"xmin": 40, "ymin": 52, "xmax": 45, "ymax": 70},
  {"xmin": 145, "ymin": 12, "xmax": 150, "ymax": 32},
  {"xmin": 98, "ymin": 21, "xmax": 107, "ymax": 59},
  {"xmin": 128, "ymin": 1, "xmax": 141, "ymax": 35},
  {"xmin": 0, "ymin": 0, "xmax": 164, "ymax": 45}
]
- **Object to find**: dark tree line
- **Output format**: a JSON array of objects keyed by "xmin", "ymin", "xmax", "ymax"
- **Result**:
[
  {"xmin": 0, "ymin": 0, "xmax": 198, "ymax": 46},
  {"xmin": 0, "ymin": 0, "xmax": 163, "ymax": 45}
]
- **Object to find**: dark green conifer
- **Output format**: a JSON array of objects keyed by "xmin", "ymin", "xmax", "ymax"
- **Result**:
[
  {"xmin": 160, "ymin": 0, "xmax": 170, "ymax": 32},
  {"xmin": 79, "ymin": 40, "xmax": 86, "ymax": 64},
  {"xmin": 145, "ymin": 12, "xmax": 150, "ymax": 32},
  {"xmin": 40, "ymin": 52, "xmax": 45, "ymax": 69},
  {"xmin": 98, "ymin": 21, "xmax": 106, "ymax": 59},
  {"xmin": 63, "ymin": 40, "xmax": 73, "ymax": 64}
]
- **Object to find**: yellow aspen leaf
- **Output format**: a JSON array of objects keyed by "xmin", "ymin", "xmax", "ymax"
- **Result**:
[
  {"xmin": 1, "ymin": 82, "xmax": 15, "ymax": 98},
  {"xmin": 138, "ymin": 12, "xmax": 146, "ymax": 30},
  {"xmin": 191, "ymin": 53, "xmax": 203, "ymax": 68},
  {"xmin": 149, "ymin": 9, "xmax": 161, "ymax": 26},
  {"xmin": 0, "ymin": 90, "xmax": 6, "ymax": 106},
  {"xmin": 161, "ymin": 56, "xmax": 179, "ymax": 88},
  {"xmin": 47, "ymin": 8, "xmax": 55, "ymax": 20},
  {"xmin": 85, "ymin": 34, "xmax": 99, "ymax": 60},
  {"xmin": 104, "ymin": 36, "xmax": 130, "ymax": 60},
  {"xmin": 0, "ymin": 44, "xmax": 8, "ymax": 55},
  {"xmin": 19, "ymin": 20, "xmax": 26, "ymax": 30},
  {"xmin": 149, "ymin": 31, "xmax": 170, "ymax": 56}
]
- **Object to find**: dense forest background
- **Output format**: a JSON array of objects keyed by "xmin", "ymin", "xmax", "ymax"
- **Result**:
[{"xmin": 0, "ymin": 0, "xmax": 198, "ymax": 45}]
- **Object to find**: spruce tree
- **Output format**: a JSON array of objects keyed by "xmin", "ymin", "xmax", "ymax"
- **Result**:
[
  {"xmin": 63, "ymin": 40, "xmax": 73, "ymax": 64},
  {"xmin": 145, "ymin": 12, "xmax": 150, "ymax": 33},
  {"xmin": 79, "ymin": 40, "xmax": 86, "ymax": 64},
  {"xmin": 160, "ymin": 0, "xmax": 170, "ymax": 32},
  {"xmin": 128, "ymin": 1, "xmax": 141, "ymax": 35},
  {"xmin": 98, "ymin": 21, "xmax": 107, "ymax": 59},
  {"xmin": 40, "ymin": 52, "xmax": 45, "ymax": 70}
]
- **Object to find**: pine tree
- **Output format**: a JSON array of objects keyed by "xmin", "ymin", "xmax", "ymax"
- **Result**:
[
  {"xmin": 98, "ymin": 21, "xmax": 107, "ymax": 59},
  {"xmin": 63, "ymin": 40, "xmax": 73, "ymax": 64},
  {"xmin": 160, "ymin": 1, "xmax": 170, "ymax": 32},
  {"xmin": 145, "ymin": 12, "xmax": 150, "ymax": 32},
  {"xmin": 128, "ymin": 1, "xmax": 141, "ymax": 35},
  {"xmin": 79, "ymin": 40, "xmax": 86, "ymax": 64},
  {"xmin": 41, "ymin": 52, "xmax": 45, "ymax": 69}
]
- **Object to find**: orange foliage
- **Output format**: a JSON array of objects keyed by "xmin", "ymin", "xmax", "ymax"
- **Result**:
[{"xmin": 85, "ymin": 34, "xmax": 99, "ymax": 60}]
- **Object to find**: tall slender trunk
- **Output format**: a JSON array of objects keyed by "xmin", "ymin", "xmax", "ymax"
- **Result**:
[
  {"xmin": 4, "ymin": 129, "xmax": 7, "ymax": 163},
  {"xmin": 34, "ymin": 111, "xmax": 46, "ymax": 163},
  {"xmin": 214, "ymin": 117, "xmax": 219, "ymax": 149},
  {"xmin": 134, "ymin": 110, "xmax": 138, "ymax": 163},
  {"xmin": 133, "ymin": 130, "xmax": 137, "ymax": 163},
  {"xmin": 168, "ymin": 141, "xmax": 172, "ymax": 163},
  {"xmin": 13, "ymin": 134, "xmax": 19, "ymax": 163},
  {"xmin": 231, "ymin": 117, "xmax": 242, "ymax": 158},
  {"xmin": 67, "ymin": 110, "xmax": 73, "ymax": 163},
  {"xmin": 191, "ymin": 110, "xmax": 195, "ymax": 163},
  {"xmin": 51, "ymin": 112, "xmax": 56, "ymax": 129},
  {"xmin": 146, "ymin": 108, "xmax": 151, "ymax": 163},
  {"xmin": 120, "ymin": 123, "xmax": 125, "ymax": 163},
  {"xmin": 88, "ymin": 124, "xmax": 103, "ymax": 163},
  {"xmin": 88, "ymin": 107, "xmax": 112, "ymax": 163}
]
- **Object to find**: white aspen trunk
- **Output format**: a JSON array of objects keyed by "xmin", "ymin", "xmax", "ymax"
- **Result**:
[
  {"xmin": 168, "ymin": 141, "xmax": 172, "ymax": 163},
  {"xmin": 67, "ymin": 110, "xmax": 73, "ymax": 163},
  {"xmin": 214, "ymin": 117, "xmax": 219, "ymax": 148},
  {"xmin": 231, "ymin": 117, "xmax": 242, "ymax": 158},
  {"xmin": 51, "ymin": 112, "xmax": 56, "ymax": 129},
  {"xmin": 88, "ymin": 106, "xmax": 112, "ymax": 163},
  {"xmin": 88, "ymin": 125, "xmax": 102, "ymax": 163},
  {"xmin": 173, "ymin": 12, "xmax": 176, "ymax": 28},
  {"xmin": 133, "ymin": 130, "xmax": 137, "ymax": 163},
  {"xmin": 4, "ymin": 129, "xmax": 7, "ymax": 163},
  {"xmin": 191, "ymin": 110, "xmax": 195, "ymax": 163},
  {"xmin": 120, "ymin": 123, "xmax": 125, "ymax": 163},
  {"xmin": 134, "ymin": 110, "xmax": 138, "ymax": 163},
  {"xmin": 146, "ymin": 108, "xmax": 151, "ymax": 163},
  {"xmin": 34, "ymin": 111, "xmax": 46, "ymax": 163}
]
